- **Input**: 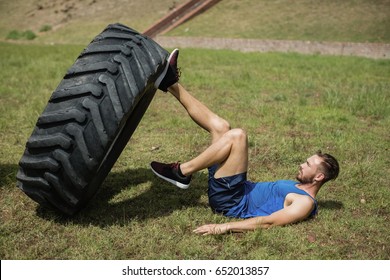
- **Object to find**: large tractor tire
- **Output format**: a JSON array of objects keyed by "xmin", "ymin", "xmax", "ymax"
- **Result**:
[{"xmin": 16, "ymin": 23, "xmax": 168, "ymax": 215}]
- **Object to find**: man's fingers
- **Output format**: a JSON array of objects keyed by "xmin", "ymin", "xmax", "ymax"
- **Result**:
[{"xmin": 193, "ymin": 224, "xmax": 215, "ymax": 235}]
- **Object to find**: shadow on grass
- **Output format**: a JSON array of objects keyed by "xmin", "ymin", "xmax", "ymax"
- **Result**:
[
  {"xmin": 0, "ymin": 163, "xmax": 18, "ymax": 189},
  {"xmin": 36, "ymin": 167, "xmax": 207, "ymax": 227},
  {"xmin": 317, "ymin": 200, "xmax": 344, "ymax": 210}
]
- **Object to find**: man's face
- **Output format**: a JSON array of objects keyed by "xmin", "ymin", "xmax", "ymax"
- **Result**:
[{"xmin": 296, "ymin": 155, "xmax": 324, "ymax": 184}]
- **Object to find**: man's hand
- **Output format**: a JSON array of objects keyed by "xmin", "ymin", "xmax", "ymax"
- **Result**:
[
  {"xmin": 193, "ymin": 217, "xmax": 266, "ymax": 235},
  {"xmin": 193, "ymin": 223, "xmax": 230, "ymax": 235}
]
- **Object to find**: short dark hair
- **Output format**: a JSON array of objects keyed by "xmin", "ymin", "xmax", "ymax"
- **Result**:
[{"xmin": 316, "ymin": 151, "xmax": 339, "ymax": 183}]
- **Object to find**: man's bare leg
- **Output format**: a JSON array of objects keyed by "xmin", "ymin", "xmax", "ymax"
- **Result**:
[
  {"xmin": 180, "ymin": 128, "xmax": 248, "ymax": 178},
  {"xmin": 151, "ymin": 50, "xmax": 248, "ymax": 188},
  {"xmin": 167, "ymin": 83, "xmax": 230, "ymax": 144},
  {"xmin": 166, "ymin": 83, "xmax": 248, "ymax": 178}
]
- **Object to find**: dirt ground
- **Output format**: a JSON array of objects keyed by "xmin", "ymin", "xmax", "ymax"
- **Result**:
[{"xmin": 155, "ymin": 36, "xmax": 390, "ymax": 59}]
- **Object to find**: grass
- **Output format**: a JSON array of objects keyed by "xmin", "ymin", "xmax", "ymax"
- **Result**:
[
  {"xmin": 0, "ymin": 0, "xmax": 389, "ymax": 45},
  {"xmin": 0, "ymin": 42, "xmax": 389, "ymax": 259},
  {"xmin": 168, "ymin": 0, "xmax": 390, "ymax": 43},
  {"xmin": 0, "ymin": 0, "xmax": 188, "ymax": 45},
  {"xmin": 6, "ymin": 30, "xmax": 37, "ymax": 40}
]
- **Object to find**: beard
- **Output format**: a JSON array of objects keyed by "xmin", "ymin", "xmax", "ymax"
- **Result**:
[{"xmin": 296, "ymin": 171, "xmax": 315, "ymax": 184}]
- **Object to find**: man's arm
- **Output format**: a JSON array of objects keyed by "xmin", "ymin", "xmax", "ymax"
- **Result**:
[{"xmin": 193, "ymin": 195, "xmax": 315, "ymax": 235}]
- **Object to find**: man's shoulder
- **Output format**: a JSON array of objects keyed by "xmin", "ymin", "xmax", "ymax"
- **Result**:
[{"xmin": 286, "ymin": 193, "xmax": 315, "ymax": 206}]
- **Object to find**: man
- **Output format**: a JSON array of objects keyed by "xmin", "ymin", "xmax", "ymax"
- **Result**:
[{"xmin": 151, "ymin": 49, "xmax": 340, "ymax": 235}]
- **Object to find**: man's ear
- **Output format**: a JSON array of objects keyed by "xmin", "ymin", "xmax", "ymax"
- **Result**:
[{"xmin": 314, "ymin": 172, "xmax": 325, "ymax": 182}]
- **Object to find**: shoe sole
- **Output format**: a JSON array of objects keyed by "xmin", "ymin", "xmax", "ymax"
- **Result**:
[
  {"xmin": 150, "ymin": 163, "xmax": 190, "ymax": 189},
  {"xmin": 154, "ymin": 48, "xmax": 179, "ymax": 90}
]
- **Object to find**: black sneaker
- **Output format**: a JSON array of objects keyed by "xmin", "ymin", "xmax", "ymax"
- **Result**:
[
  {"xmin": 154, "ymin": 48, "xmax": 180, "ymax": 92},
  {"xmin": 150, "ymin": 161, "xmax": 191, "ymax": 189}
]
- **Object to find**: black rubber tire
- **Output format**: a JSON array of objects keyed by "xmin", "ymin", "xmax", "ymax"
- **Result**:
[{"xmin": 16, "ymin": 23, "xmax": 168, "ymax": 215}]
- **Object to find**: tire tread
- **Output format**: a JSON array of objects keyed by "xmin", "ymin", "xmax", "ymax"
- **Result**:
[{"xmin": 17, "ymin": 24, "xmax": 168, "ymax": 215}]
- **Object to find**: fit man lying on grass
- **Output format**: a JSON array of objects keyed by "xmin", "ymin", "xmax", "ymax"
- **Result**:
[{"xmin": 151, "ymin": 49, "xmax": 340, "ymax": 235}]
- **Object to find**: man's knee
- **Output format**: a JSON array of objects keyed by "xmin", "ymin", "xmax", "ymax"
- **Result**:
[
  {"xmin": 228, "ymin": 128, "xmax": 248, "ymax": 144},
  {"xmin": 212, "ymin": 117, "xmax": 231, "ymax": 135}
]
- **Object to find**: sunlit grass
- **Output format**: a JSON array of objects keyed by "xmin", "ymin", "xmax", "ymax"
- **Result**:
[
  {"xmin": 169, "ymin": 0, "xmax": 390, "ymax": 43},
  {"xmin": 1, "ymin": 0, "xmax": 389, "ymax": 45}
]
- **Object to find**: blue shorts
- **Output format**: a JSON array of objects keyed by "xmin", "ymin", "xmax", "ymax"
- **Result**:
[{"xmin": 207, "ymin": 164, "xmax": 247, "ymax": 214}]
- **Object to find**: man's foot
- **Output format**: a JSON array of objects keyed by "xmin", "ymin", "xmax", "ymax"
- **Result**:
[
  {"xmin": 150, "ymin": 161, "xmax": 191, "ymax": 189},
  {"xmin": 154, "ymin": 48, "xmax": 180, "ymax": 92}
]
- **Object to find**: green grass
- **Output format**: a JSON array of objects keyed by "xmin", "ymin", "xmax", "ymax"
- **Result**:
[
  {"xmin": 0, "ymin": 0, "xmax": 188, "ymax": 45},
  {"xmin": 169, "ymin": 0, "xmax": 390, "ymax": 43},
  {"xmin": 6, "ymin": 30, "xmax": 37, "ymax": 40},
  {"xmin": 0, "ymin": 0, "xmax": 389, "ymax": 45},
  {"xmin": 0, "ymin": 42, "xmax": 389, "ymax": 259}
]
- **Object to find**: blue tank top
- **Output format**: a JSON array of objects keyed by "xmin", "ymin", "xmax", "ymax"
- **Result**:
[{"xmin": 225, "ymin": 180, "xmax": 317, "ymax": 218}]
